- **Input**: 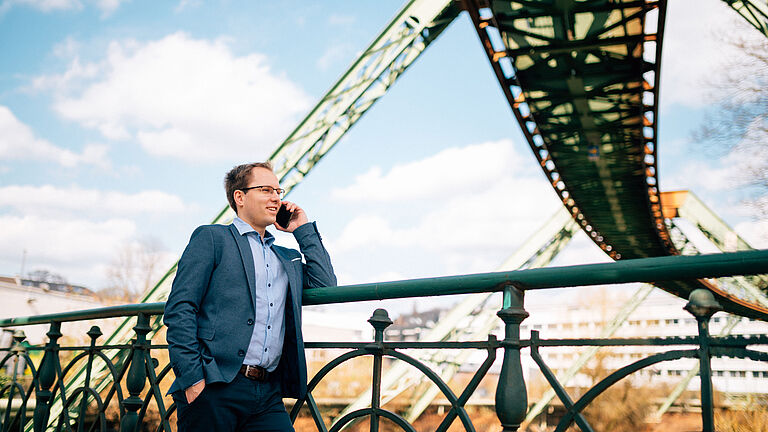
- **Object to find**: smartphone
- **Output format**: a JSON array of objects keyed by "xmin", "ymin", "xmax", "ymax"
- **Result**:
[{"xmin": 276, "ymin": 203, "xmax": 293, "ymax": 228}]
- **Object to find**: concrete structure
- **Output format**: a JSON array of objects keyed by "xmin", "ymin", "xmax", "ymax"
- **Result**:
[{"xmin": 0, "ymin": 276, "xmax": 106, "ymax": 346}]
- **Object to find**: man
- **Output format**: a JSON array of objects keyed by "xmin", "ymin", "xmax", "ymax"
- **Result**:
[{"xmin": 164, "ymin": 162, "xmax": 336, "ymax": 432}]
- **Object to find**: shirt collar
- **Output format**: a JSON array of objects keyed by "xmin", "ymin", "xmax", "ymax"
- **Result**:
[{"xmin": 233, "ymin": 217, "xmax": 275, "ymax": 246}]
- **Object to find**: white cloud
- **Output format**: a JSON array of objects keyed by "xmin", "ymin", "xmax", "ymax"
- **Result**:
[
  {"xmin": 0, "ymin": 0, "xmax": 126, "ymax": 15},
  {"xmin": 332, "ymin": 175, "xmax": 558, "ymax": 255},
  {"xmin": 661, "ymin": 0, "xmax": 756, "ymax": 108},
  {"xmin": 327, "ymin": 140, "xmax": 565, "ymax": 283},
  {"xmin": 327, "ymin": 13, "xmax": 355, "ymax": 26},
  {"xmin": 316, "ymin": 43, "xmax": 353, "ymax": 71},
  {"xmin": 0, "ymin": 0, "xmax": 81, "ymax": 13},
  {"xmin": 92, "ymin": 0, "xmax": 124, "ymax": 16},
  {"xmin": 735, "ymin": 218, "xmax": 768, "ymax": 249},
  {"xmin": 174, "ymin": 0, "xmax": 200, "ymax": 13},
  {"xmin": 663, "ymin": 123, "xmax": 767, "ymax": 196},
  {"xmin": 662, "ymin": 159, "xmax": 737, "ymax": 193},
  {"xmin": 0, "ymin": 185, "xmax": 188, "ymax": 217},
  {"xmin": 0, "ymin": 215, "xmax": 136, "ymax": 267},
  {"xmin": 0, "ymin": 105, "xmax": 110, "ymax": 168},
  {"xmin": 333, "ymin": 140, "xmax": 533, "ymax": 201},
  {"xmin": 47, "ymin": 32, "xmax": 312, "ymax": 162}
]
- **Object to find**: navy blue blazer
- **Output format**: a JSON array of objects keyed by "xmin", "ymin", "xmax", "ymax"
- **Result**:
[{"xmin": 164, "ymin": 221, "xmax": 336, "ymax": 399}]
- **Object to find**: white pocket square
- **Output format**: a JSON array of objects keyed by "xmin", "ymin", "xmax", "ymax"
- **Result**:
[{"xmin": 291, "ymin": 257, "xmax": 301, "ymax": 262}]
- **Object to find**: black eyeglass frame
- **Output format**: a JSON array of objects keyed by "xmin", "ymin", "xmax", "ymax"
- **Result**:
[{"xmin": 239, "ymin": 185, "xmax": 286, "ymax": 197}]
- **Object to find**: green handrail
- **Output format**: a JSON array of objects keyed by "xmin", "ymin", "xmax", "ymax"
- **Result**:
[{"xmin": 2, "ymin": 249, "xmax": 766, "ymax": 327}]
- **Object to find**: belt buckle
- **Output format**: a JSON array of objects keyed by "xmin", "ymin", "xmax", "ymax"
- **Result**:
[{"xmin": 245, "ymin": 365, "xmax": 265, "ymax": 381}]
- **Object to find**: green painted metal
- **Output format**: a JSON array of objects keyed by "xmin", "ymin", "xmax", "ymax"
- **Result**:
[
  {"xmin": 529, "ymin": 331, "xmax": 595, "ymax": 432},
  {"xmin": 2, "ymin": 266, "xmax": 768, "ymax": 431},
  {"xmin": 37, "ymin": 4, "xmax": 462, "ymax": 428},
  {"xmin": 522, "ymin": 283, "xmax": 654, "ymax": 428},
  {"xmin": 301, "ymin": 250, "xmax": 768, "ymax": 312},
  {"xmin": 495, "ymin": 286, "xmax": 529, "ymax": 431},
  {"xmin": 651, "ymin": 199, "xmax": 767, "ymax": 420},
  {"xmin": 723, "ymin": 0, "xmax": 768, "ymax": 37},
  {"xmin": 3, "ymin": 250, "xmax": 766, "ymax": 329},
  {"xmin": 337, "ymin": 207, "xmax": 578, "ymax": 424},
  {"xmin": 652, "ymin": 314, "xmax": 741, "ymax": 421},
  {"xmin": 464, "ymin": 0, "xmax": 671, "ymax": 261},
  {"xmin": 135, "ymin": 0, "xmax": 460, "ymax": 307},
  {"xmin": 458, "ymin": 0, "xmax": 768, "ymax": 318}
]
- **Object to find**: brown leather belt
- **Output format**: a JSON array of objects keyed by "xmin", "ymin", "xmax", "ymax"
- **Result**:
[{"xmin": 239, "ymin": 364, "xmax": 269, "ymax": 381}]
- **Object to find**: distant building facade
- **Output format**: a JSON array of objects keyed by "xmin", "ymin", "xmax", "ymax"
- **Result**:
[
  {"xmin": 0, "ymin": 275, "xmax": 105, "ymax": 346},
  {"xmin": 385, "ymin": 287, "xmax": 768, "ymax": 399}
]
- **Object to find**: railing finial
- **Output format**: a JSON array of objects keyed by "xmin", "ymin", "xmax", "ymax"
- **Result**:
[{"xmin": 368, "ymin": 308, "xmax": 393, "ymax": 343}]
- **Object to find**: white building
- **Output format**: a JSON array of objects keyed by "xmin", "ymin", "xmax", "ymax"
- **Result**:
[
  {"xmin": 519, "ymin": 286, "xmax": 768, "ymax": 396},
  {"xmin": 0, "ymin": 275, "xmax": 105, "ymax": 347}
]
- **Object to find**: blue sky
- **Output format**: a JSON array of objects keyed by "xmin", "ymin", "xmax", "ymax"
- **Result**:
[{"xmin": 0, "ymin": 0, "xmax": 765, "ymax": 309}]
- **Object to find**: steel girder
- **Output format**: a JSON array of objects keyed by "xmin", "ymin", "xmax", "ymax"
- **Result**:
[
  {"xmin": 463, "ymin": 0, "xmax": 669, "ymax": 259},
  {"xmin": 723, "ymin": 0, "xmax": 768, "ymax": 37},
  {"xmin": 462, "ymin": 0, "xmax": 768, "ymax": 320}
]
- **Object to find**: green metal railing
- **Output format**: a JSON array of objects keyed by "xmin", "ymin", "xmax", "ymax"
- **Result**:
[{"xmin": 1, "ymin": 250, "xmax": 767, "ymax": 432}]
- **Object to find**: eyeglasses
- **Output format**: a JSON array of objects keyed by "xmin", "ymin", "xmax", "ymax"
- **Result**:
[{"xmin": 240, "ymin": 185, "xmax": 285, "ymax": 198}]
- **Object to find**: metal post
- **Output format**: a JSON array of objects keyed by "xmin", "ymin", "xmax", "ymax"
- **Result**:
[
  {"xmin": 5, "ymin": 330, "xmax": 27, "ymax": 429},
  {"xmin": 496, "ymin": 284, "xmax": 529, "ymax": 431},
  {"xmin": 33, "ymin": 322, "xmax": 61, "ymax": 432},
  {"xmin": 684, "ymin": 289, "xmax": 723, "ymax": 432},
  {"xmin": 120, "ymin": 314, "xmax": 150, "ymax": 432},
  {"xmin": 77, "ymin": 326, "xmax": 102, "ymax": 432},
  {"xmin": 367, "ymin": 309, "xmax": 392, "ymax": 432}
]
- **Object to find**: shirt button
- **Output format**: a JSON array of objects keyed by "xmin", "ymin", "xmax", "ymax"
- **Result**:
[
  {"xmin": 264, "ymin": 348, "xmax": 268, "ymax": 352},
  {"xmin": 268, "ymin": 283, "xmax": 271, "ymax": 287},
  {"xmin": 270, "ymin": 303, "xmax": 273, "ymax": 307},
  {"xmin": 237, "ymin": 350, "xmax": 245, "ymax": 357},
  {"xmin": 267, "ymin": 325, "xmax": 271, "ymax": 329},
  {"xmin": 247, "ymin": 319, "xmax": 254, "ymax": 325}
]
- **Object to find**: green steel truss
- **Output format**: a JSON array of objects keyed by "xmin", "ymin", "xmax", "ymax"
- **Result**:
[
  {"xmin": 32, "ymin": 2, "xmax": 462, "ymax": 430},
  {"xmin": 461, "ymin": 0, "xmax": 768, "ymax": 319},
  {"xmin": 341, "ymin": 191, "xmax": 768, "ymax": 426},
  {"xmin": 723, "ymin": 0, "xmax": 768, "ymax": 37},
  {"xmin": 335, "ymin": 207, "xmax": 580, "ymax": 425}
]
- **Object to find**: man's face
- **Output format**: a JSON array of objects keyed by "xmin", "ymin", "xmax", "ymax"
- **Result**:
[{"xmin": 236, "ymin": 167, "xmax": 281, "ymax": 230}]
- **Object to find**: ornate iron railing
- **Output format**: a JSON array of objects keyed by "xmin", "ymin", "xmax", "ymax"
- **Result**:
[{"xmin": 1, "ymin": 250, "xmax": 767, "ymax": 432}]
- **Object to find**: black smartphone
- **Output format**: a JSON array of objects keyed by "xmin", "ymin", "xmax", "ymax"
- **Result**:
[{"xmin": 276, "ymin": 203, "xmax": 293, "ymax": 228}]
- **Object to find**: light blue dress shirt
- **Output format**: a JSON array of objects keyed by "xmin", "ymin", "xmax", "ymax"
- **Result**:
[{"xmin": 233, "ymin": 217, "xmax": 289, "ymax": 372}]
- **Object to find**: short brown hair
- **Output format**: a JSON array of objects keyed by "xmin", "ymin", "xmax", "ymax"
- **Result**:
[{"xmin": 224, "ymin": 162, "xmax": 273, "ymax": 214}]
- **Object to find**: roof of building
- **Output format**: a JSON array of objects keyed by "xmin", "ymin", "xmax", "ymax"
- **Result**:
[{"xmin": 0, "ymin": 275, "xmax": 96, "ymax": 297}]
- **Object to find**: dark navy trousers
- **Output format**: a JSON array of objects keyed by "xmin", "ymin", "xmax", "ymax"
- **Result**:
[{"xmin": 173, "ymin": 374, "xmax": 294, "ymax": 432}]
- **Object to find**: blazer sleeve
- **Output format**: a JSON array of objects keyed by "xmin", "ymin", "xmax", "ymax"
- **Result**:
[
  {"xmin": 163, "ymin": 225, "xmax": 216, "ymax": 391},
  {"xmin": 292, "ymin": 221, "xmax": 337, "ymax": 289}
]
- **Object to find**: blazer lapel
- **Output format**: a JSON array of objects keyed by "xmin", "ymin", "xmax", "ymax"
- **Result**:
[{"xmin": 229, "ymin": 224, "xmax": 257, "ymax": 308}]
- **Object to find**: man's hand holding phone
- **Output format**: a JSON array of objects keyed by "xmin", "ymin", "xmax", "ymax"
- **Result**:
[{"xmin": 274, "ymin": 201, "xmax": 308, "ymax": 232}]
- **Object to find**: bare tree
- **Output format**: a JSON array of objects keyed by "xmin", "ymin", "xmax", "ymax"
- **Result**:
[
  {"xmin": 99, "ymin": 237, "xmax": 165, "ymax": 303},
  {"xmin": 696, "ymin": 30, "xmax": 768, "ymax": 214},
  {"xmin": 26, "ymin": 269, "xmax": 68, "ymax": 284}
]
